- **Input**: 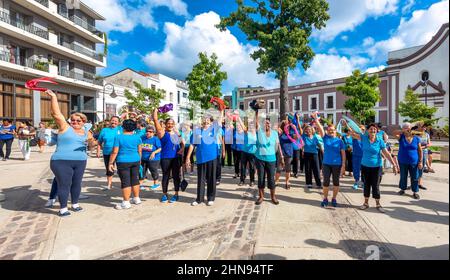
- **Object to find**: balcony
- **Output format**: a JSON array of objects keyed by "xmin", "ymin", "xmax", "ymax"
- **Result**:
[
  {"xmin": 0, "ymin": 11, "xmax": 49, "ymax": 40},
  {"xmin": 59, "ymin": 41, "xmax": 104, "ymax": 62},
  {"xmin": 0, "ymin": 50, "xmax": 49, "ymax": 72},
  {"xmin": 34, "ymin": 0, "xmax": 48, "ymax": 8},
  {"xmin": 57, "ymin": 9, "xmax": 103, "ymax": 39},
  {"xmin": 59, "ymin": 68, "xmax": 102, "ymax": 86}
]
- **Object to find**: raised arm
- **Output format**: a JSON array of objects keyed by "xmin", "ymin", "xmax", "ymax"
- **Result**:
[
  {"xmin": 392, "ymin": 130, "xmax": 402, "ymax": 140},
  {"xmin": 342, "ymin": 120, "xmax": 361, "ymax": 140},
  {"xmin": 313, "ymin": 112, "xmax": 325, "ymax": 138},
  {"xmin": 45, "ymin": 90, "xmax": 68, "ymax": 132},
  {"xmin": 153, "ymin": 108, "xmax": 165, "ymax": 139},
  {"xmin": 255, "ymin": 110, "xmax": 260, "ymax": 131},
  {"xmin": 237, "ymin": 116, "xmax": 248, "ymax": 133}
]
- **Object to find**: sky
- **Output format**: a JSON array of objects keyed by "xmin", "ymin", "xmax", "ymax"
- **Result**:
[{"xmin": 84, "ymin": 0, "xmax": 450, "ymax": 94}]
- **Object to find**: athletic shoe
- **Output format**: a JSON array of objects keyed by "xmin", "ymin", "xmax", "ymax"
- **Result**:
[
  {"xmin": 216, "ymin": 181, "xmax": 221, "ymax": 186},
  {"xmin": 132, "ymin": 197, "xmax": 142, "ymax": 205},
  {"xmin": 2, "ymin": 158, "xmax": 6, "ymax": 161},
  {"xmin": 169, "ymin": 195, "xmax": 179, "ymax": 203},
  {"xmin": 358, "ymin": 181, "xmax": 364, "ymax": 188},
  {"xmin": 376, "ymin": 205, "xmax": 386, "ymax": 213},
  {"xmin": 71, "ymin": 206, "xmax": 83, "ymax": 212},
  {"xmin": 101, "ymin": 186, "xmax": 111, "ymax": 191},
  {"xmin": 115, "ymin": 201, "xmax": 131, "ymax": 210},
  {"xmin": 352, "ymin": 183, "xmax": 359, "ymax": 190},
  {"xmin": 359, "ymin": 204, "xmax": 369, "ymax": 210},
  {"xmin": 45, "ymin": 199, "xmax": 56, "ymax": 208},
  {"xmin": 238, "ymin": 181, "xmax": 245, "ymax": 186},
  {"xmin": 207, "ymin": 201, "xmax": 214, "ymax": 206},
  {"xmin": 58, "ymin": 211, "xmax": 71, "ymax": 217},
  {"xmin": 306, "ymin": 184, "xmax": 313, "ymax": 189},
  {"xmin": 331, "ymin": 199, "xmax": 338, "ymax": 207},
  {"xmin": 321, "ymin": 199, "xmax": 328, "ymax": 207},
  {"xmin": 150, "ymin": 184, "xmax": 160, "ymax": 190},
  {"xmin": 413, "ymin": 193, "xmax": 420, "ymax": 200},
  {"xmin": 249, "ymin": 182, "xmax": 254, "ymax": 187},
  {"xmin": 398, "ymin": 190, "xmax": 405, "ymax": 195},
  {"xmin": 161, "ymin": 195, "xmax": 169, "ymax": 203},
  {"xmin": 418, "ymin": 185, "xmax": 427, "ymax": 190},
  {"xmin": 191, "ymin": 201, "xmax": 200, "ymax": 206}
]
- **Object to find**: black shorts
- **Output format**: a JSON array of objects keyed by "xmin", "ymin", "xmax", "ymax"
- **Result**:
[
  {"xmin": 103, "ymin": 154, "xmax": 114, "ymax": 177},
  {"xmin": 276, "ymin": 156, "xmax": 292, "ymax": 173},
  {"xmin": 116, "ymin": 162, "xmax": 140, "ymax": 188},
  {"xmin": 322, "ymin": 164, "xmax": 341, "ymax": 187},
  {"xmin": 141, "ymin": 160, "xmax": 160, "ymax": 181}
]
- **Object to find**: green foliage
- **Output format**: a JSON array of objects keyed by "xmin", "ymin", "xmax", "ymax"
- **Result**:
[
  {"xmin": 34, "ymin": 61, "xmax": 49, "ymax": 72},
  {"xmin": 103, "ymin": 32, "xmax": 108, "ymax": 56},
  {"xmin": 337, "ymin": 70, "xmax": 381, "ymax": 125},
  {"xmin": 441, "ymin": 118, "xmax": 449, "ymax": 137},
  {"xmin": 124, "ymin": 81, "xmax": 168, "ymax": 119},
  {"xmin": 186, "ymin": 52, "xmax": 228, "ymax": 109},
  {"xmin": 397, "ymin": 89, "xmax": 439, "ymax": 126}
]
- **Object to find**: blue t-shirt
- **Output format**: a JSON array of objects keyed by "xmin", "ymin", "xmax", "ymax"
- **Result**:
[
  {"xmin": 377, "ymin": 131, "xmax": 387, "ymax": 142},
  {"xmin": 135, "ymin": 128, "xmax": 146, "ymax": 138},
  {"xmin": 141, "ymin": 136, "xmax": 161, "ymax": 161},
  {"xmin": 361, "ymin": 134, "xmax": 386, "ymax": 167},
  {"xmin": 255, "ymin": 129, "xmax": 278, "ymax": 162},
  {"xmin": 232, "ymin": 131, "xmax": 245, "ymax": 151},
  {"xmin": 0, "ymin": 125, "xmax": 15, "ymax": 140},
  {"xmin": 302, "ymin": 134, "xmax": 320, "ymax": 154},
  {"xmin": 243, "ymin": 132, "xmax": 257, "ymax": 154},
  {"xmin": 160, "ymin": 132, "xmax": 181, "ymax": 159},
  {"xmin": 323, "ymin": 135, "xmax": 345, "ymax": 166},
  {"xmin": 97, "ymin": 127, "xmax": 121, "ymax": 155},
  {"xmin": 279, "ymin": 133, "xmax": 294, "ymax": 157},
  {"xmin": 191, "ymin": 125, "xmax": 219, "ymax": 164},
  {"xmin": 342, "ymin": 134, "xmax": 353, "ymax": 150},
  {"xmin": 113, "ymin": 134, "xmax": 142, "ymax": 163},
  {"xmin": 398, "ymin": 134, "xmax": 420, "ymax": 165},
  {"xmin": 352, "ymin": 138, "xmax": 363, "ymax": 157}
]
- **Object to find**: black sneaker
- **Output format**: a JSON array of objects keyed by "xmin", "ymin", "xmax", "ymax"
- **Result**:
[
  {"xmin": 419, "ymin": 185, "xmax": 427, "ymax": 190},
  {"xmin": 238, "ymin": 181, "xmax": 245, "ymax": 186},
  {"xmin": 413, "ymin": 193, "xmax": 420, "ymax": 199},
  {"xmin": 249, "ymin": 181, "xmax": 254, "ymax": 187},
  {"xmin": 398, "ymin": 190, "xmax": 405, "ymax": 195}
]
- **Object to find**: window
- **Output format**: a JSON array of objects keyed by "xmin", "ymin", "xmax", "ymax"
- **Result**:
[
  {"xmin": 239, "ymin": 102, "xmax": 244, "ymax": 110},
  {"xmin": 169, "ymin": 92, "xmax": 173, "ymax": 102},
  {"xmin": 293, "ymin": 97, "xmax": 301, "ymax": 111},
  {"xmin": 327, "ymin": 96, "xmax": 333, "ymax": 109},
  {"xmin": 268, "ymin": 99, "xmax": 276, "ymax": 113},
  {"xmin": 105, "ymin": 104, "xmax": 117, "ymax": 120},
  {"xmin": 310, "ymin": 97, "xmax": 317, "ymax": 110},
  {"xmin": 183, "ymin": 92, "xmax": 187, "ymax": 98},
  {"xmin": 324, "ymin": 92, "xmax": 336, "ymax": 110},
  {"xmin": 177, "ymin": 91, "xmax": 180, "ymax": 104},
  {"xmin": 151, "ymin": 84, "xmax": 156, "ymax": 90}
]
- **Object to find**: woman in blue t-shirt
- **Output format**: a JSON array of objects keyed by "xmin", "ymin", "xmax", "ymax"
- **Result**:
[
  {"xmin": 351, "ymin": 125, "xmax": 366, "ymax": 190},
  {"xmin": 153, "ymin": 109, "xmax": 185, "ymax": 203},
  {"xmin": 393, "ymin": 123, "xmax": 423, "ymax": 199},
  {"xmin": 299, "ymin": 125, "xmax": 322, "ymax": 189},
  {"xmin": 109, "ymin": 119, "xmax": 143, "ymax": 210},
  {"xmin": 315, "ymin": 112, "xmax": 346, "ymax": 208},
  {"xmin": 346, "ymin": 122, "xmax": 399, "ymax": 212},
  {"xmin": 140, "ymin": 126, "xmax": 161, "ymax": 191},
  {"xmin": 0, "ymin": 118, "xmax": 16, "ymax": 161},
  {"xmin": 97, "ymin": 116, "xmax": 121, "ymax": 190},
  {"xmin": 276, "ymin": 120, "xmax": 295, "ymax": 190},
  {"xmin": 341, "ymin": 128, "xmax": 353, "ymax": 177},
  {"xmin": 45, "ymin": 90, "xmax": 94, "ymax": 217},
  {"xmin": 237, "ymin": 116, "xmax": 257, "ymax": 187}
]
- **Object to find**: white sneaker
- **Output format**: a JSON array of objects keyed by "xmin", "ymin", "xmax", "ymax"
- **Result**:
[
  {"xmin": 132, "ymin": 197, "xmax": 142, "ymax": 205},
  {"xmin": 207, "ymin": 201, "xmax": 214, "ymax": 206},
  {"xmin": 306, "ymin": 184, "xmax": 313, "ymax": 189},
  {"xmin": 115, "ymin": 201, "xmax": 131, "ymax": 210},
  {"xmin": 45, "ymin": 199, "xmax": 56, "ymax": 208},
  {"xmin": 191, "ymin": 201, "xmax": 200, "ymax": 206},
  {"xmin": 101, "ymin": 186, "xmax": 111, "ymax": 191}
]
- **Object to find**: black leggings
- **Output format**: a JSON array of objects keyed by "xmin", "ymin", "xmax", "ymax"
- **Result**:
[
  {"xmin": 225, "ymin": 144, "xmax": 233, "ymax": 166},
  {"xmin": 117, "ymin": 162, "xmax": 140, "ymax": 188},
  {"xmin": 345, "ymin": 150, "xmax": 353, "ymax": 172},
  {"xmin": 240, "ymin": 152, "xmax": 255, "ymax": 183},
  {"xmin": 255, "ymin": 159, "xmax": 276, "ymax": 190},
  {"xmin": 0, "ymin": 138, "xmax": 13, "ymax": 159},
  {"xmin": 233, "ymin": 149, "xmax": 241, "ymax": 175},
  {"xmin": 50, "ymin": 160, "xmax": 87, "ymax": 208},
  {"xmin": 161, "ymin": 157, "xmax": 181, "ymax": 193},
  {"xmin": 361, "ymin": 165, "xmax": 382, "ymax": 199},
  {"xmin": 304, "ymin": 152, "xmax": 322, "ymax": 187},
  {"xmin": 196, "ymin": 159, "xmax": 217, "ymax": 202},
  {"xmin": 103, "ymin": 154, "xmax": 114, "ymax": 177},
  {"xmin": 322, "ymin": 164, "xmax": 341, "ymax": 187},
  {"xmin": 140, "ymin": 160, "xmax": 159, "ymax": 181}
]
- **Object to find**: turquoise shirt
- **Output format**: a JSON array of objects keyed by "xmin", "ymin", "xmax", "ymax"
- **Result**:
[
  {"xmin": 243, "ymin": 132, "xmax": 257, "ymax": 154},
  {"xmin": 302, "ymin": 134, "xmax": 320, "ymax": 154},
  {"xmin": 361, "ymin": 133, "xmax": 386, "ymax": 167},
  {"xmin": 255, "ymin": 128, "xmax": 278, "ymax": 162},
  {"xmin": 97, "ymin": 127, "xmax": 121, "ymax": 155},
  {"xmin": 51, "ymin": 127, "xmax": 88, "ymax": 161},
  {"xmin": 114, "ymin": 134, "xmax": 142, "ymax": 163},
  {"xmin": 322, "ymin": 135, "xmax": 345, "ymax": 166}
]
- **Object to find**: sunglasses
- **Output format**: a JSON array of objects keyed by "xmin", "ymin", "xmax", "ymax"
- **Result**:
[
  {"xmin": 147, "ymin": 130, "xmax": 155, "ymax": 133},
  {"xmin": 71, "ymin": 119, "xmax": 83, "ymax": 123}
]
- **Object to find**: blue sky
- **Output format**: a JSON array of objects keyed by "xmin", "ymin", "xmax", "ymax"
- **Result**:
[{"xmin": 84, "ymin": 0, "xmax": 449, "ymax": 93}]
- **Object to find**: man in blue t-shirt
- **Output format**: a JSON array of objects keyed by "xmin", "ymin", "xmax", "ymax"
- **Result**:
[
  {"xmin": 0, "ymin": 118, "xmax": 16, "ymax": 161},
  {"xmin": 140, "ymin": 126, "xmax": 162, "ymax": 190}
]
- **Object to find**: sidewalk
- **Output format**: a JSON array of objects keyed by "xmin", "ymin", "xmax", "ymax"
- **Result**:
[{"xmin": 0, "ymin": 149, "xmax": 448, "ymax": 260}]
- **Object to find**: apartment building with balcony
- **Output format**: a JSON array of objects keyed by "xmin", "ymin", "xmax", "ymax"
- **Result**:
[{"xmin": 0, "ymin": 0, "xmax": 106, "ymax": 124}]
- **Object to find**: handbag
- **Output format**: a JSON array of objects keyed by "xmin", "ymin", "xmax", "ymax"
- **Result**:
[{"xmin": 179, "ymin": 155, "xmax": 189, "ymax": 192}]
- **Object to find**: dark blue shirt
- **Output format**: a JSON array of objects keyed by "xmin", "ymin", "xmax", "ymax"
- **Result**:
[
  {"xmin": 141, "ymin": 136, "xmax": 161, "ymax": 161},
  {"xmin": 0, "ymin": 125, "xmax": 15, "ymax": 140},
  {"xmin": 398, "ymin": 134, "xmax": 420, "ymax": 165},
  {"xmin": 323, "ymin": 135, "xmax": 345, "ymax": 166},
  {"xmin": 160, "ymin": 132, "xmax": 181, "ymax": 159},
  {"xmin": 191, "ymin": 125, "xmax": 219, "ymax": 164},
  {"xmin": 279, "ymin": 133, "xmax": 294, "ymax": 157}
]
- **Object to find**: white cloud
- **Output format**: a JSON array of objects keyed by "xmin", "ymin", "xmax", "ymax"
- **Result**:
[
  {"xmin": 368, "ymin": 0, "xmax": 449, "ymax": 60},
  {"xmin": 144, "ymin": 12, "xmax": 278, "ymax": 90},
  {"xmin": 365, "ymin": 65, "xmax": 386, "ymax": 73},
  {"xmin": 314, "ymin": 0, "xmax": 400, "ymax": 42},
  {"xmin": 108, "ymin": 39, "xmax": 119, "ymax": 46},
  {"xmin": 363, "ymin": 37, "xmax": 375, "ymax": 47},
  {"xmin": 82, "ymin": 0, "xmax": 189, "ymax": 32},
  {"xmin": 341, "ymin": 35, "xmax": 349, "ymax": 41},
  {"xmin": 402, "ymin": 0, "xmax": 416, "ymax": 14},
  {"xmin": 110, "ymin": 50, "xmax": 130, "ymax": 64}
]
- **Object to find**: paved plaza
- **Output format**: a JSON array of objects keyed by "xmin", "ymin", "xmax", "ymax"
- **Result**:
[{"xmin": 0, "ymin": 145, "xmax": 448, "ymax": 260}]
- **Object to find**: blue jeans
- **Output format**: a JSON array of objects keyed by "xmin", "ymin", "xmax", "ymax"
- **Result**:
[
  {"xmin": 49, "ymin": 177, "xmax": 58, "ymax": 200},
  {"xmin": 418, "ymin": 150, "xmax": 428, "ymax": 179},
  {"xmin": 352, "ymin": 154, "xmax": 363, "ymax": 182},
  {"xmin": 399, "ymin": 163, "xmax": 419, "ymax": 193},
  {"xmin": 50, "ymin": 160, "xmax": 87, "ymax": 208}
]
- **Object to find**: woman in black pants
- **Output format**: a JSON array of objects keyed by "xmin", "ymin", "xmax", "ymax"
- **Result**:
[
  {"xmin": 299, "ymin": 125, "xmax": 322, "ymax": 188},
  {"xmin": 45, "ymin": 90, "xmax": 94, "ymax": 217},
  {"xmin": 153, "ymin": 109, "xmax": 184, "ymax": 203},
  {"xmin": 0, "ymin": 118, "xmax": 16, "ymax": 161}
]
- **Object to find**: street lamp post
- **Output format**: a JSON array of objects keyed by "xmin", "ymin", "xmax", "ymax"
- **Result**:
[
  {"xmin": 421, "ymin": 71, "xmax": 429, "ymax": 106},
  {"xmin": 103, "ymin": 83, "xmax": 115, "ymax": 121}
]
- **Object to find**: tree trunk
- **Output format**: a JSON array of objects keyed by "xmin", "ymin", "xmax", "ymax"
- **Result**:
[{"xmin": 279, "ymin": 73, "xmax": 289, "ymax": 119}]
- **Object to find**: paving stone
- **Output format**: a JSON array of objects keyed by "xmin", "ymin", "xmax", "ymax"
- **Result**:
[
  {"xmin": 12, "ymin": 216, "xmax": 23, "ymax": 222},
  {"xmin": 18, "ymin": 254, "xmax": 35, "ymax": 260},
  {"xmin": 6, "ymin": 243, "xmax": 21, "ymax": 252},
  {"xmin": 241, "ymin": 215, "xmax": 248, "ymax": 221},
  {"xmin": 234, "ymin": 230, "xmax": 243, "ymax": 238},
  {"xmin": 0, "ymin": 237, "xmax": 7, "ymax": 245},
  {"xmin": 232, "ymin": 216, "xmax": 240, "ymax": 224},
  {"xmin": 15, "ymin": 228, "xmax": 29, "ymax": 235},
  {"xmin": 5, "ymin": 223, "xmax": 18, "ymax": 229},
  {"xmin": 34, "ymin": 228, "xmax": 46, "ymax": 235},
  {"xmin": 250, "ymin": 217, "xmax": 257, "ymax": 224},
  {"xmin": 25, "ymin": 243, "xmax": 40, "ymax": 253},
  {"xmin": 20, "ymin": 222, "xmax": 34, "ymax": 228},
  {"xmin": 0, "ymin": 254, "xmax": 16, "ymax": 260}
]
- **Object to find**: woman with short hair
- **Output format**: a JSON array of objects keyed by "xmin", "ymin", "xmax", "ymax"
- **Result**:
[
  {"xmin": 0, "ymin": 118, "xmax": 16, "ymax": 161},
  {"xmin": 17, "ymin": 121, "xmax": 36, "ymax": 160},
  {"xmin": 97, "ymin": 116, "xmax": 121, "ymax": 190}
]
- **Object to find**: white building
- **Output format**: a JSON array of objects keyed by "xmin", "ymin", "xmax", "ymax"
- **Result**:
[
  {"xmin": 0, "ymin": 0, "xmax": 106, "ymax": 123},
  {"xmin": 97, "ymin": 68, "xmax": 190, "ymax": 123}
]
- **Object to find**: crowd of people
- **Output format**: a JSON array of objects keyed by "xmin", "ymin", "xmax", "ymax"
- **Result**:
[{"xmin": 0, "ymin": 91, "xmax": 438, "ymax": 217}]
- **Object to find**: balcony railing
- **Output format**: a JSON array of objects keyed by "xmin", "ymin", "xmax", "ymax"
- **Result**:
[
  {"xmin": 0, "ymin": 50, "xmax": 49, "ymax": 72},
  {"xmin": 59, "ymin": 41, "xmax": 104, "ymax": 62},
  {"xmin": 59, "ymin": 68, "xmax": 102, "ymax": 85},
  {"xmin": 0, "ymin": 11, "xmax": 49, "ymax": 40},
  {"xmin": 34, "ymin": 0, "xmax": 49, "ymax": 8},
  {"xmin": 56, "ymin": 8, "xmax": 103, "ymax": 39}
]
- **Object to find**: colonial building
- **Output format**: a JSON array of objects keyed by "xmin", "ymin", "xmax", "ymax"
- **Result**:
[
  {"xmin": 0, "ymin": 0, "xmax": 106, "ymax": 124},
  {"xmin": 240, "ymin": 23, "xmax": 449, "ymax": 129},
  {"xmin": 98, "ymin": 68, "xmax": 190, "ymax": 123}
]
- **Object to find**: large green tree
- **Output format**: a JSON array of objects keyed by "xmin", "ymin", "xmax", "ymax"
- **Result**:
[
  {"xmin": 398, "ymin": 89, "xmax": 439, "ymax": 126},
  {"xmin": 186, "ymin": 52, "xmax": 228, "ymax": 109},
  {"xmin": 124, "ymin": 81, "xmax": 168, "ymax": 119},
  {"xmin": 217, "ymin": 0, "xmax": 330, "ymax": 117},
  {"xmin": 337, "ymin": 70, "xmax": 381, "ymax": 125}
]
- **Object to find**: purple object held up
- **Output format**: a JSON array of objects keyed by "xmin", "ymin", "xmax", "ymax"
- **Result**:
[{"xmin": 158, "ymin": 103, "xmax": 173, "ymax": 113}]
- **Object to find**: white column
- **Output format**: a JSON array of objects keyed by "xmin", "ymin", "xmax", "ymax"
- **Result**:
[
  {"xmin": 391, "ymin": 76, "xmax": 396, "ymax": 125},
  {"xmin": 33, "ymin": 90, "xmax": 41, "ymax": 124}
]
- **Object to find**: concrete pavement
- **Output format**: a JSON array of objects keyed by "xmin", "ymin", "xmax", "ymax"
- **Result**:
[{"xmin": 0, "ymin": 146, "xmax": 448, "ymax": 260}]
